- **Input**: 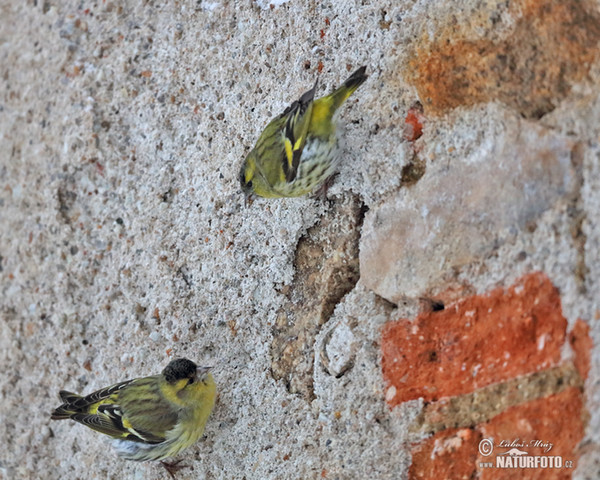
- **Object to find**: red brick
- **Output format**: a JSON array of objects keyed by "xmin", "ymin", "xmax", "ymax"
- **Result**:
[
  {"xmin": 410, "ymin": 388, "xmax": 585, "ymax": 479},
  {"xmin": 403, "ymin": 104, "xmax": 424, "ymax": 142},
  {"xmin": 478, "ymin": 387, "xmax": 584, "ymax": 479},
  {"xmin": 569, "ymin": 319, "xmax": 592, "ymax": 380},
  {"xmin": 410, "ymin": 428, "xmax": 481, "ymax": 480},
  {"xmin": 382, "ymin": 272, "xmax": 566, "ymax": 406}
]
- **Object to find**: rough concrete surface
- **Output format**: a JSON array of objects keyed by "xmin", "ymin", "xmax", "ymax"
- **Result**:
[{"xmin": 1, "ymin": 0, "xmax": 599, "ymax": 479}]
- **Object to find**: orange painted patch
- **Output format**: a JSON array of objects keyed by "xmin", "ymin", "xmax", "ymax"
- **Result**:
[
  {"xmin": 382, "ymin": 273, "xmax": 566, "ymax": 406},
  {"xmin": 478, "ymin": 387, "xmax": 584, "ymax": 479},
  {"xmin": 569, "ymin": 319, "xmax": 592, "ymax": 380},
  {"xmin": 410, "ymin": 428, "xmax": 481, "ymax": 480}
]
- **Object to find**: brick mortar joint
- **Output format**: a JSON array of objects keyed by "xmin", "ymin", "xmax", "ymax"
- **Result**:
[{"xmin": 409, "ymin": 361, "xmax": 583, "ymax": 437}]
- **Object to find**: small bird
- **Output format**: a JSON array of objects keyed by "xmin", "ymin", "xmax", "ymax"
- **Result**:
[
  {"xmin": 240, "ymin": 66, "xmax": 368, "ymax": 199},
  {"xmin": 51, "ymin": 358, "xmax": 216, "ymax": 474}
]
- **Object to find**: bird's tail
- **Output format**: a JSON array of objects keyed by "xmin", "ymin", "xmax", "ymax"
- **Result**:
[
  {"xmin": 328, "ymin": 66, "xmax": 368, "ymax": 111},
  {"xmin": 50, "ymin": 390, "xmax": 83, "ymax": 420},
  {"xmin": 310, "ymin": 66, "xmax": 367, "ymax": 135}
]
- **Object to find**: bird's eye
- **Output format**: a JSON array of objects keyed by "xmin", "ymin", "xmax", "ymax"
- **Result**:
[
  {"xmin": 188, "ymin": 378, "xmax": 195, "ymax": 385},
  {"xmin": 247, "ymin": 180, "xmax": 253, "ymax": 188}
]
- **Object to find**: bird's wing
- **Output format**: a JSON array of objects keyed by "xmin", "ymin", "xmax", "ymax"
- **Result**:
[
  {"xmin": 116, "ymin": 377, "xmax": 179, "ymax": 443},
  {"xmin": 74, "ymin": 380, "xmax": 132, "ymax": 408},
  {"xmin": 71, "ymin": 404, "xmax": 166, "ymax": 444},
  {"xmin": 51, "ymin": 380, "xmax": 132, "ymax": 420},
  {"xmin": 280, "ymin": 80, "xmax": 318, "ymax": 182},
  {"xmin": 52, "ymin": 378, "xmax": 169, "ymax": 444}
]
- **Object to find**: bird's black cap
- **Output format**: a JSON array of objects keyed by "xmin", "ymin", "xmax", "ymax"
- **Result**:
[{"xmin": 162, "ymin": 358, "xmax": 198, "ymax": 383}]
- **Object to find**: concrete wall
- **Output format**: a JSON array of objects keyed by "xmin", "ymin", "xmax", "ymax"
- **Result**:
[{"xmin": 1, "ymin": 0, "xmax": 599, "ymax": 478}]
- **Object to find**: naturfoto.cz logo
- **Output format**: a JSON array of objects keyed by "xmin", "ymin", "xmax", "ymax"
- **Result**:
[{"xmin": 478, "ymin": 438, "xmax": 574, "ymax": 470}]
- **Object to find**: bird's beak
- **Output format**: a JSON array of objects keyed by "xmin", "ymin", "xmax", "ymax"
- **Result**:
[{"xmin": 196, "ymin": 366, "xmax": 212, "ymax": 380}]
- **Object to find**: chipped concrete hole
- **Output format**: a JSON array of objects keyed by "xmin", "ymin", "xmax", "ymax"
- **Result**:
[{"xmin": 269, "ymin": 194, "xmax": 366, "ymax": 400}]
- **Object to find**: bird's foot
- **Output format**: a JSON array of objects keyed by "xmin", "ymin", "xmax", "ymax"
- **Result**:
[{"xmin": 160, "ymin": 459, "xmax": 191, "ymax": 479}]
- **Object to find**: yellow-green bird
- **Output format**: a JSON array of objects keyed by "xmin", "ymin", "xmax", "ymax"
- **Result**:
[
  {"xmin": 51, "ymin": 358, "xmax": 216, "ymax": 469},
  {"xmin": 239, "ymin": 66, "xmax": 368, "ymax": 199}
]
